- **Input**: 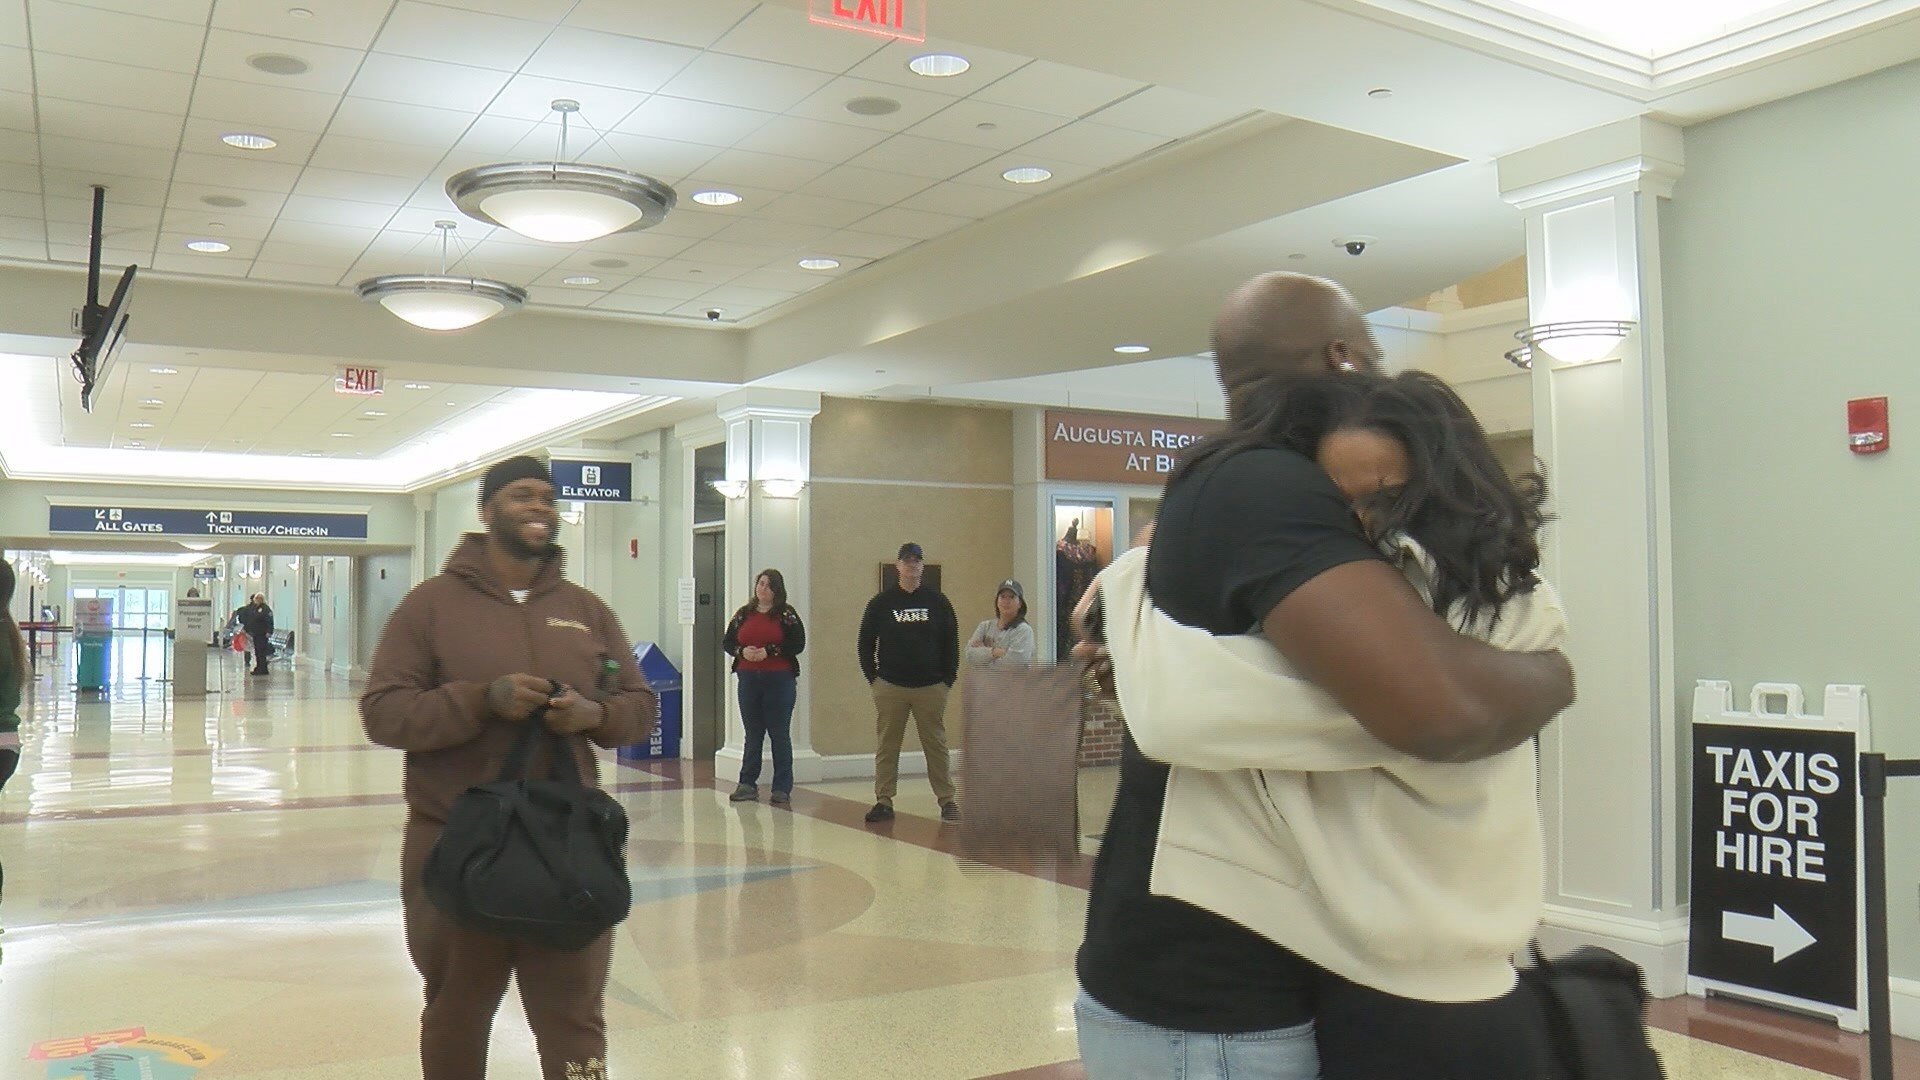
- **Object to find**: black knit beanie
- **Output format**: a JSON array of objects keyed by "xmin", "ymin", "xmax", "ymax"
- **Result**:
[{"xmin": 478, "ymin": 455, "xmax": 550, "ymax": 510}]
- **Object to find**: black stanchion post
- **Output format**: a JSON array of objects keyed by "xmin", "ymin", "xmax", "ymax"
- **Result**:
[{"xmin": 1864, "ymin": 752, "xmax": 1894, "ymax": 1080}]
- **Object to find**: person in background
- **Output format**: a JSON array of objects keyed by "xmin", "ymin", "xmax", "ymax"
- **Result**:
[
  {"xmin": 235, "ymin": 593, "xmax": 275, "ymax": 675},
  {"xmin": 360, "ymin": 455, "xmax": 657, "ymax": 1080},
  {"xmin": 0, "ymin": 561, "xmax": 25, "ymax": 949},
  {"xmin": 966, "ymin": 579, "xmax": 1035, "ymax": 670},
  {"xmin": 857, "ymin": 542, "xmax": 960, "ymax": 824},
  {"xmin": 724, "ymin": 568, "xmax": 807, "ymax": 806}
]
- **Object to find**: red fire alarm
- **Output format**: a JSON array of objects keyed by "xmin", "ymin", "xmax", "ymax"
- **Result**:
[
  {"xmin": 1848, "ymin": 396, "xmax": 1889, "ymax": 454},
  {"xmin": 629, "ymin": 539, "xmax": 639, "ymax": 559}
]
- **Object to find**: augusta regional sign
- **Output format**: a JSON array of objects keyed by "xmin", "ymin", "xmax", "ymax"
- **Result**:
[{"xmin": 1043, "ymin": 409, "xmax": 1221, "ymax": 485}]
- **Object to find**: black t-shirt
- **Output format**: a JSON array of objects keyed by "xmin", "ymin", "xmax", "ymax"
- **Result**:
[{"xmin": 1075, "ymin": 446, "xmax": 1383, "ymax": 1033}]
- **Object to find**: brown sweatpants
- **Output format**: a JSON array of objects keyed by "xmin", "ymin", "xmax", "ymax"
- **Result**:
[
  {"xmin": 872, "ymin": 678, "xmax": 954, "ymax": 804},
  {"xmin": 401, "ymin": 819, "xmax": 614, "ymax": 1080}
]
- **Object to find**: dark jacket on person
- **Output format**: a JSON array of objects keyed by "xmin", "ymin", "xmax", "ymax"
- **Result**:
[
  {"xmin": 237, "ymin": 601, "xmax": 274, "ymax": 640},
  {"xmin": 857, "ymin": 585, "xmax": 959, "ymax": 688},
  {"xmin": 359, "ymin": 533, "xmax": 657, "ymax": 826},
  {"xmin": 722, "ymin": 605, "xmax": 807, "ymax": 676}
]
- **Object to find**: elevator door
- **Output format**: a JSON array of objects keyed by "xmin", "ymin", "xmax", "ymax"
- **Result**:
[{"xmin": 690, "ymin": 529, "xmax": 726, "ymax": 758}]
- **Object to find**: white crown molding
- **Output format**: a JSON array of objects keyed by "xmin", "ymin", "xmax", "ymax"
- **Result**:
[{"xmin": 1501, "ymin": 155, "xmax": 1684, "ymax": 210}]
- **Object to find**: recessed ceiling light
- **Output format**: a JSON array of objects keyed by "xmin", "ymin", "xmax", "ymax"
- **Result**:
[
  {"xmin": 247, "ymin": 52, "xmax": 309, "ymax": 76},
  {"xmin": 125, "ymin": 441, "xmax": 144, "ymax": 448},
  {"xmin": 1367, "ymin": 87, "xmax": 1394, "ymax": 99},
  {"xmin": 288, "ymin": 6, "xmax": 314, "ymax": 17},
  {"xmin": 220, "ymin": 132, "xmax": 278, "ymax": 151},
  {"xmin": 589, "ymin": 257, "xmax": 630, "ymax": 269},
  {"xmin": 1288, "ymin": 252, "xmax": 1308, "ymax": 260},
  {"xmin": 330, "ymin": 432, "xmax": 352, "ymax": 438},
  {"xmin": 363, "ymin": 410, "xmax": 387, "ymax": 417},
  {"xmin": 907, "ymin": 53, "xmax": 970, "ymax": 77},
  {"xmin": 446, "ymin": 401, "xmax": 457, "ymax": 407},
  {"xmin": 846, "ymin": 96, "xmax": 902, "ymax": 116},
  {"xmin": 797, "ymin": 257, "xmax": 840, "ymax": 271},
  {"xmin": 691, "ymin": 190, "xmax": 742, "ymax": 207},
  {"xmin": 403, "ymin": 382, "xmax": 431, "ymax": 390},
  {"xmin": 1001, "ymin": 166, "xmax": 1052, "ymax": 185},
  {"xmin": 202, "ymin": 194, "xmax": 248, "ymax": 208},
  {"xmin": 139, "ymin": 398, "xmax": 163, "ymax": 406},
  {"xmin": 148, "ymin": 366, "xmax": 177, "ymax": 374},
  {"xmin": 130, "ymin": 421, "xmax": 154, "ymax": 429},
  {"xmin": 186, "ymin": 239, "xmax": 231, "ymax": 253},
  {"xmin": 561, "ymin": 274, "xmax": 601, "ymax": 285},
  {"xmin": 1114, "ymin": 344, "xmax": 1150, "ymax": 354}
]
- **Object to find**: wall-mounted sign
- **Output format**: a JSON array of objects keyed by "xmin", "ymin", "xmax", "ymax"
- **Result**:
[
  {"xmin": 49, "ymin": 505, "xmax": 370, "ymax": 540},
  {"xmin": 549, "ymin": 457, "xmax": 633, "ymax": 502},
  {"xmin": 335, "ymin": 366, "xmax": 382, "ymax": 395},
  {"xmin": 1043, "ymin": 409, "xmax": 1222, "ymax": 485},
  {"xmin": 808, "ymin": 0, "xmax": 925, "ymax": 41}
]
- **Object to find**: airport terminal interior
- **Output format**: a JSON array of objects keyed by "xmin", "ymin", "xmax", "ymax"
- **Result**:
[{"xmin": 6, "ymin": 0, "xmax": 1920, "ymax": 1077}]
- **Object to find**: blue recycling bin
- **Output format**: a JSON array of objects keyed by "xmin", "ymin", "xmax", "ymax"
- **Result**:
[{"xmin": 620, "ymin": 642, "xmax": 681, "ymax": 761}]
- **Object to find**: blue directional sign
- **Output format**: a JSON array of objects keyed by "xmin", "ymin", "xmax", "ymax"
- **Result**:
[
  {"xmin": 550, "ymin": 457, "xmax": 633, "ymax": 502},
  {"xmin": 49, "ymin": 505, "xmax": 370, "ymax": 540}
]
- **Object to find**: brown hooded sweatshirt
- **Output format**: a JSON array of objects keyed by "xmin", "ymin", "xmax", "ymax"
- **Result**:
[{"xmin": 361, "ymin": 534, "xmax": 656, "ymax": 827}]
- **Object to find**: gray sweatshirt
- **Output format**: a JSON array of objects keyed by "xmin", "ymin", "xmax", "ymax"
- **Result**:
[{"xmin": 966, "ymin": 618, "xmax": 1035, "ymax": 669}]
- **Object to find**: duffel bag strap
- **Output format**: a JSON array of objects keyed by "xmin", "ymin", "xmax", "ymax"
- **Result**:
[{"xmin": 498, "ymin": 701, "xmax": 551, "ymax": 782}]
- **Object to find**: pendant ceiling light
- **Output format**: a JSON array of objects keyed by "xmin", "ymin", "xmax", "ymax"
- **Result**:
[
  {"xmin": 446, "ymin": 99, "xmax": 676, "ymax": 244},
  {"xmin": 354, "ymin": 221, "xmax": 527, "ymax": 332}
]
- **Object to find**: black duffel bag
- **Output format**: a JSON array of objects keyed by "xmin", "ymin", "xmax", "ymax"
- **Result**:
[
  {"xmin": 425, "ymin": 695, "xmax": 631, "ymax": 951},
  {"xmin": 1522, "ymin": 943, "xmax": 1667, "ymax": 1079}
]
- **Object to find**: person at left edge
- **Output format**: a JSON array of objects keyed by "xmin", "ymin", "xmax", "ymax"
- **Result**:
[{"xmin": 360, "ymin": 454, "xmax": 657, "ymax": 1080}]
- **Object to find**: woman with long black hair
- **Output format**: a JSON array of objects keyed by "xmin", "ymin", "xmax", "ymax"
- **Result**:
[{"xmin": 723, "ymin": 568, "xmax": 807, "ymax": 805}]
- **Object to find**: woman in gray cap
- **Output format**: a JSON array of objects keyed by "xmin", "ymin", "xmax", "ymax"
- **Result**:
[{"xmin": 966, "ymin": 579, "xmax": 1035, "ymax": 669}]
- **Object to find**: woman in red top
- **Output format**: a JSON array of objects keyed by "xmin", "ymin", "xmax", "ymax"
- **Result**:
[{"xmin": 723, "ymin": 568, "xmax": 807, "ymax": 805}]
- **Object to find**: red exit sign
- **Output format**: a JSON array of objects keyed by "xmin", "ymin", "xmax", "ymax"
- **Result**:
[
  {"xmin": 809, "ymin": 0, "xmax": 926, "ymax": 42},
  {"xmin": 336, "ymin": 366, "xmax": 383, "ymax": 396}
]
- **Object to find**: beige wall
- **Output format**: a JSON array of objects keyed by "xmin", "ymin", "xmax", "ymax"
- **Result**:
[{"xmin": 808, "ymin": 398, "xmax": 1014, "ymax": 757}]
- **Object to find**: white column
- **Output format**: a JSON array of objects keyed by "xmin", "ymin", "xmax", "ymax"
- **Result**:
[
  {"xmin": 1499, "ymin": 117, "xmax": 1688, "ymax": 993},
  {"xmin": 712, "ymin": 390, "xmax": 824, "ymax": 782},
  {"xmin": 411, "ymin": 492, "xmax": 433, "ymax": 587}
]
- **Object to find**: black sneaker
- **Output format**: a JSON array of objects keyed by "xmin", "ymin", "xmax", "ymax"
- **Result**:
[
  {"xmin": 729, "ymin": 784, "xmax": 757, "ymax": 802},
  {"xmin": 864, "ymin": 801, "xmax": 894, "ymax": 822},
  {"xmin": 940, "ymin": 801, "xmax": 961, "ymax": 824},
  {"xmin": 770, "ymin": 790, "xmax": 791, "ymax": 806}
]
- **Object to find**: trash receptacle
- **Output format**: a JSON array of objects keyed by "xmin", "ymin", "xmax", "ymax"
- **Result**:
[
  {"xmin": 620, "ymin": 642, "xmax": 681, "ymax": 761},
  {"xmin": 75, "ymin": 632, "xmax": 111, "ymax": 691}
]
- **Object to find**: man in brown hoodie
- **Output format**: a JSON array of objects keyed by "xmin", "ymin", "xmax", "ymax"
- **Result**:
[{"xmin": 362, "ymin": 455, "xmax": 656, "ymax": 1080}]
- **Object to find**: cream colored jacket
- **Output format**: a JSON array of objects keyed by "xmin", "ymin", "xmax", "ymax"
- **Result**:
[{"xmin": 1098, "ymin": 541, "xmax": 1567, "ymax": 1003}]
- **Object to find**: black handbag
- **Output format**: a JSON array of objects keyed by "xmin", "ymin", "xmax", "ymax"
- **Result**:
[
  {"xmin": 1521, "ymin": 943, "xmax": 1667, "ymax": 1079},
  {"xmin": 424, "ymin": 697, "xmax": 632, "ymax": 951}
]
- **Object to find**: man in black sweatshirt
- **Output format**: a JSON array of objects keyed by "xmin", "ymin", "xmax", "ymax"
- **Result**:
[{"xmin": 857, "ymin": 542, "xmax": 960, "ymax": 824}]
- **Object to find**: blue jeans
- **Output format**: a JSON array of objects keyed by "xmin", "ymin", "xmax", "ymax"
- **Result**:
[
  {"xmin": 736, "ymin": 670, "xmax": 796, "ymax": 794},
  {"xmin": 1075, "ymin": 988, "xmax": 1319, "ymax": 1080}
]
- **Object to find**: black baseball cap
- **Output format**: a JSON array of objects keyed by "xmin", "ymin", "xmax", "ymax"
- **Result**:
[
  {"xmin": 996, "ymin": 579, "xmax": 1024, "ymax": 600},
  {"xmin": 897, "ymin": 542, "xmax": 924, "ymax": 561}
]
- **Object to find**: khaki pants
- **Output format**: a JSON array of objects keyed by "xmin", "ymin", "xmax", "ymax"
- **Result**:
[
  {"xmin": 871, "ymin": 678, "xmax": 954, "ymax": 804},
  {"xmin": 402, "ymin": 819, "xmax": 613, "ymax": 1080}
]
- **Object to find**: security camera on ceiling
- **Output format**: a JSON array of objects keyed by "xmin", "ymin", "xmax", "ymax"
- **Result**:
[
  {"xmin": 70, "ymin": 185, "xmax": 139, "ymax": 413},
  {"xmin": 1335, "ymin": 235, "xmax": 1378, "ymax": 256}
]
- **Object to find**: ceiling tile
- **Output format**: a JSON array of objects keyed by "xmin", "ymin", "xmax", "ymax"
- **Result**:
[
  {"xmin": 248, "ymin": 261, "xmax": 352, "ymax": 286},
  {"xmin": 384, "ymin": 206, "xmax": 494, "ymax": 238},
  {"xmin": 443, "ymin": 114, "xmax": 541, "ymax": 157},
  {"xmin": 525, "ymin": 284, "xmax": 605, "ymax": 308},
  {"xmin": 264, "ymin": 219, "xmax": 380, "ymax": 249},
  {"xmin": 150, "ymin": 252, "xmax": 255, "ymax": 276},
  {"xmin": 711, "ymin": 218, "xmax": 830, "ymax": 248},
  {"xmin": 328, "ymin": 98, "xmax": 479, "ymax": 144},
  {"xmin": 190, "ymin": 76, "xmax": 344, "ymax": 132},
  {"xmin": 550, "ymin": 247, "xmax": 664, "ymax": 273},
  {"xmin": 786, "ymin": 76, "xmax": 958, "ymax": 132},
  {"xmin": 613, "ymin": 96, "xmax": 774, "ymax": 149},
  {"xmin": 0, "ymin": 212, "xmax": 43, "ymax": 241},
  {"xmin": 0, "ymin": 2, "xmax": 23, "ymax": 47},
  {"xmin": 817, "ymin": 229, "xmax": 921, "ymax": 260},
  {"xmin": 373, "ymin": 1, "xmax": 547, "ymax": 71},
  {"xmin": 658, "ymin": 53, "xmax": 834, "ymax": 113},
  {"xmin": 0, "ymin": 127, "xmax": 32, "ymax": 165},
  {"xmin": 309, "ymin": 135, "xmax": 456, "ymax": 179},
  {"xmin": 843, "ymin": 205, "xmax": 972, "ymax": 240},
  {"xmin": 179, "ymin": 118, "xmax": 321, "ymax": 161},
  {"xmin": 800, "ymin": 165, "xmax": 932, "ymax": 206},
  {"xmin": 172, "ymin": 152, "xmax": 302, "ymax": 193},
  {"xmin": 951, "ymin": 152, "xmax": 1097, "ymax": 191},
  {"xmin": 278, "ymin": 193, "xmax": 401, "ymax": 229},
  {"xmin": 589, "ymin": 293, "xmax": 681, "ymax": 315},
  {"xmin": 40, "ymin": 169, "xmax": 167, "ymax": 205},
  {"xmin": 593, "ymin": 132, "xmax": 721, "ymax": 181},
  {"xmin": 1014, "ymin": 120, "xmax": 1171, "ymax": 168},
  {"xmin": 47, "ymin": 242, "xmax": 150, "ymax": 267},
  {"xmin": 561, "ymin": 0, "xmax": 757, "ymax": 50},
  {"xmin": 158, "ymin": 230, "xmax": 261, "ymax": 258},
  {"xmin": 847, "ymin": 133, "xmax": 999, "ymax": 179},
  {"xmin": 612, "ymin": 276, "xmax": 710, "ymax": 300},
  {"xmin": 734, "ymin": 116, "xmax": 889, "ymax": 164},
  {"xmin": 521, "ymin": 27, "xmax": 701, "ymax": 93},
  {"xmin": 51, "ymin": 0, "xmax": 209, "ymax": 22},
  {"xmin": 33, "ymin": 53, "xmax": 195, "ymax": 112},
  {"xmin": 972, "ymin": 61, "xmax": 1145, "ymax": 119},
  {"xmin": 668, "ymin": 297, "xmax": 765, "ymax": 320},
  {"xmin": 565, "ymin": 228, "xmax": 698, "ymax": 259},
  {"xmin": 675, "ymin": 238, "xmax": 795, "ymax": 268},
  {"xmin": 349, "ymin": 53, "xmax": 514, "ymax": 112},
  {"xmin": 841, "ymin": 37, "xmax": 1032, "ymax": 94},
  {"xmin": 754, "ymin": 192, "xmax": 879, "ymax": 229},
  {"xmin": 256, "ymin": 240, "xmax": 359, "ymax": 268},
  {"xmin": 42, "ymin": 194, "xmax": 163, "ymax": 230},
  {"xmin": 681, "ymin": 284, "xmax": 796, "ymax": 309},
  {"xmin": 485, "ymin": 73, "xmax": 648, "ymax": 127},
  {"xmin": 730, "ymin": 267, "xmax": 840, "ymax": 293},
  {"xmin": 711, "ymin": 5, "xmax": 888, "ymax": 73},
  {"xmin": 212, "ymin": 0, "xmax": 392, "ymax": 49},
  {"xmin": 646, "ymin": 258, "xmax": 746, "ymax": 285},
  {"xmin": 166, "ymin": 185, "xmax": 289, "ymax": 219},
  {"xmin": 0, "ymin": 188, "xmax": 39, "ymax": 213},
  {"xmin": 692, "ymin": 148, "xmax": 834, "ymax": 192},
  {"xmin": 293, "ymin": 168, "xmax": 423, "ymax": 204},
  {"xmin": 199, "ymin": 28, "xmax": 368, "ymax": 95},
  {"xmin": 161, "ymin": 207, "xmax": 277, "ymax": 241},
  {"xmin": 904, "ymin": 99, "xmax": 1069, "ymax": 149},
  {"xmin": 459, "ymin": 236, "xmax": 569, "ymax": 273},
  {"xmin": 29, "ymin": 0, "xmax": 207, "ymax": 73},
  {"xmin": 1086, "ymin": 86, "xmax": 1253, "ymax": 139},
  {"xmin": 528, "ymin": 264, "xmax": 649, "ymax": 287},
  {"xmin": 0, "ymin": 89, "xmax": 32, "ymax": 132},
  {"xmin": 896, "ymin": 181, "xmax": 1030, "ymax": 218},
  {"xmin": 430, "ymin": 0, "xmax": 577, "ymax": 20},
  {"xmin": 0, "ymin": 45, "xmax": 24, "ymax": 93}
]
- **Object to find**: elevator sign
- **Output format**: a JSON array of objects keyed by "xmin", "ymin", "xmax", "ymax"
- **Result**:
[
  {"xmin": 808, "ymin": 0, "xmax": 926, "ymax": 41},
  {"xmin": 1687, "ymin": 681, "xmax": 1868, "ymax": 1029}
]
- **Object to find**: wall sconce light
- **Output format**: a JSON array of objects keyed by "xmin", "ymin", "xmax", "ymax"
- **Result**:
[
  {"xmin": 1505, "ymin": 320, "xmax": 1635, "ymax": 370},
  {"xmin": 758, "ymin": 478, "xmax": 806, "ymax": 498},
  {"xmin": 709, "ymin": 479, "xmax": 747, "ymax": 500}
]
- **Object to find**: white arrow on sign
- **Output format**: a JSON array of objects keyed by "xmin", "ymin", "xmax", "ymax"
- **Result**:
[{"xmin": 1722, "ymin": 904, "xmax": 1817, "ymax": 962}]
